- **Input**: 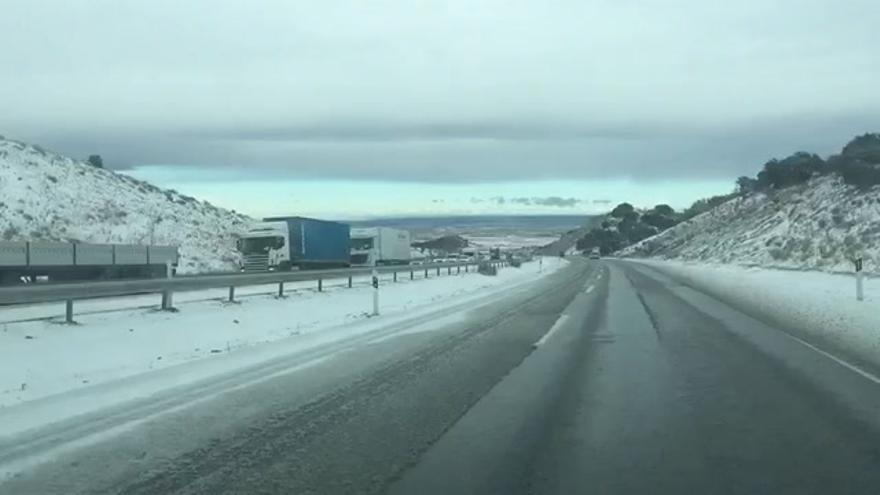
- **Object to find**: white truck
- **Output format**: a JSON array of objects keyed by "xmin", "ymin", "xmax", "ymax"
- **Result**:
[{"xmin": 349, "ymin": 227, "xmax": 412, "ymax": 267}]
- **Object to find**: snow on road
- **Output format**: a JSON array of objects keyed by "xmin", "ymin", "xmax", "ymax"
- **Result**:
[
  {"xmin": 630, "ymin": 259, "xmax": 880, "ymax": 372},
  {"xmin": 0, "ymin": 258, "xmax": 566, "ymax": 416}
]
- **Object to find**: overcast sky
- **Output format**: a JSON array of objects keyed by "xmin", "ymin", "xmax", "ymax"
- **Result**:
[{"xmin": 1, "ymin": 0, "xmax": 877, "ymax": 217}]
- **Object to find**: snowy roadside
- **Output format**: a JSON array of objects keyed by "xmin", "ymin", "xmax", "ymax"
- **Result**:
[
  {"xmin": 0, "ymin": 258, "xmax": 567, "ymax": 412},
  {"xmin": 627, "ymin": 259, "xmax": 880, "ymax": 372}
]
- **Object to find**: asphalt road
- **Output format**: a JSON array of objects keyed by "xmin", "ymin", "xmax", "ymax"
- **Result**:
[{"xmin": 4, "ymin": 259, "xmax": 880, "ymax": 494}]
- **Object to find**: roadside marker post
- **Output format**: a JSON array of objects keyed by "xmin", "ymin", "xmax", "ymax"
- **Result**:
[
  {"xmin": 161, "ymin": 260, "xmax": 174, "ymax": 310},
  {"xmin": 372, "ymin": 269, "xmax": 380, "ymax": 316},
  {"xmin": 855, "ymin": 257, "xmax": 864, "ymax": 302}
]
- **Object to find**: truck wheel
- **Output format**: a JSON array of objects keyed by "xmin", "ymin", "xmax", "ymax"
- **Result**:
[{"xmin": 278, "ymin": 261, "xmax": 292, "ymax": 271}]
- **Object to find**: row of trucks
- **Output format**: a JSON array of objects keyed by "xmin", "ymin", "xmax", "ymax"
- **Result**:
[
  {"xmin": 235, "ymin": 216, "xmax": 412, "ymax": 271},
  {"xmin": 0, "ymin": 215, "xmax": 473, "ymax": 284}
]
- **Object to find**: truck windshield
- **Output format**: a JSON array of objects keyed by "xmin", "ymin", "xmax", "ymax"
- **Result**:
[
  {"xmin": 239, "ymin": 237, "xmax": 283, "ymax": 254},
  {"xmin": 351, "ymin": 238, "xmax": 374, "ymax": 250}
]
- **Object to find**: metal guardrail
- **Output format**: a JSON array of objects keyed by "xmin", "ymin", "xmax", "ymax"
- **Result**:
[{"xmin": 0, "ymin": 260, "xmax": 508, "ymax": 323}]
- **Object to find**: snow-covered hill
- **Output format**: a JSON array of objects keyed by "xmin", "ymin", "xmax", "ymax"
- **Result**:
[
  {"xmin": 619, "ymin": 175, "xmax": 880, "ymax": 273},
  {"xmin": 0, "ymin": 136, "xmax": 252, "ymax": 273}
]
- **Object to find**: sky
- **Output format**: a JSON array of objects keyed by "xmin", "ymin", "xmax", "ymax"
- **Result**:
[{"xmin": 1, "ymin": 0, "xmax": 877, "ymax": 218}]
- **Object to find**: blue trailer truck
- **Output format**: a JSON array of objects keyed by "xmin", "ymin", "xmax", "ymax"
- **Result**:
[{"xmin": 236, "ymin": 216, "xmax": 351, "ymax": 271}]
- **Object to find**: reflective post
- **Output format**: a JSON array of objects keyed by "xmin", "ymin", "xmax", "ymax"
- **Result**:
[
  {"xmin": 372, "ymin": 269, "xmax": 379, "ymax": 316},
  {"xmin": 161, "ymin": 260, "xmax": 174, "ymax": 310}
]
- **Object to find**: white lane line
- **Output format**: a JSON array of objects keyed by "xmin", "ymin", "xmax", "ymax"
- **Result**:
[
  {"xmin": 533, "ymin": 314, "xmax": 570, "ymax": 348},
  {"xmin": 781, "ymin": 331, "xmax": 880, "ymax": 386},
  {"xmin": 585, "ymin": 285, "xmax": 594, "ymax": 294}
]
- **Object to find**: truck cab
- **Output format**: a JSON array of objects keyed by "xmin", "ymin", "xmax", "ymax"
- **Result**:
[{"xmin": 236, "ymin": 221, "xmax": 291, "ymax": 271}]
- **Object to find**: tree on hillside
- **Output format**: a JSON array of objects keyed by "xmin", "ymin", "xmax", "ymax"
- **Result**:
[
  {"xmin": 653, "ymin": 204, "xmax": 674, "ymax": 216},
  {"xmin": 755, "ymin": 152, "xmax": 825, "ymax": 190},
  {"xmin": 840, "ymin": 133, "xmax": 880, "ymax": 163},
  {"xmin": 610, "ymin": 202, "xmax": 635, "ymax": 218},
  {"xmin": 641, "ymin": 212, "xmax": 677, "ymax": 230},
  {"xmin": 681, "ymin": 192, "xmax": 738, "ymax": 221},
  {"xmin": 829, "ymin": 134, "xmax": 880, "ymax": 189},
  {"xmin": 87, "ymin": 154, "xmax": 104, "ymax": 169},
  {"xmin": 577, "ymin": 227, "xmax": 625, "ymax": 255},
  {"xmin": 736, "ymin": 176, "xmax": 758, "ymax": 194}
]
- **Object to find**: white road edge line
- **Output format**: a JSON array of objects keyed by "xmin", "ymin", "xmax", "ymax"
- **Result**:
[
  {"xmin": 533, "ymin": 314, "xmax": 570, "ymax": 348},
  {"xmin": 585, "ymin": 285, "xmax": 594, "ymax": 294},
  {"xmin": 782, "ymin": 331, "xmax": 880, "ymax": 386}
]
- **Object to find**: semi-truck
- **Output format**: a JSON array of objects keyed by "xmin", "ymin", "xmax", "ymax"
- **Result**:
[
  {"xmin": 349, "ymin": 227, "xmax": 412, "ymax": 267},
  {"xmin": 0, "ymin": 241, "xmax": 178, "ymax": 285},
  {"xmin": 237, "ymin": 216, "xmax": 350, "ymax": 271}
]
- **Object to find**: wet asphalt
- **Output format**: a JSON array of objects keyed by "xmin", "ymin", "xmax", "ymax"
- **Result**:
[{"xmin": 4, "ymin": 259, "xmax": 880, "ymax": 494}]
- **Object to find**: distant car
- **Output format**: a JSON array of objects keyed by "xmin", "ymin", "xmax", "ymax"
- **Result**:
[{"xmin": 589, "ymin": 247, "xmax": 601, "ymax": 260}]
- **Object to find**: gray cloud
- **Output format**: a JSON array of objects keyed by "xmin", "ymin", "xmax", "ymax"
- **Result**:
[
  {"xmin": 1, "ymin": 1, "xmax": 878, "ymax": 184},
  {"xmin": 531, "ymin": 197, "xmax": 581, "ymax": 208},
  {"xmin": 476, "ymin": 196, "xmax": 583, "ymax": 208},
  {"xmin": 592, "ymin": 199, "xmax": 613, "ymax": 205}
]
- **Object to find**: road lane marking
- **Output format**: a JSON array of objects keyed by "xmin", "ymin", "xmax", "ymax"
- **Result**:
[
  {"xmin": 533, "ymin": 314, "xmax": 569, "ymax": 348},
  {"xmin": 781, "ymin": 331, "xmax": 880, "ymax": 386},
  {"xmin": 585, "ymin": 285, "xmax": 594, "ymax": 294}
]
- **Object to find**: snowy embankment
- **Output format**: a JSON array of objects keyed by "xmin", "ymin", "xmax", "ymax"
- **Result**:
[
  {"xmin": 0, "ymin": 137, "xmax": 251, "ymax": 273},
  {"xmin": 0, "ymin": 258, "xmax": 566, "ymax": 412},
  {"xmin": 620, "ymin": 176, "xmax": 880, "ymax": 274},
  {"xmin": 631, "ymin": 259, "xmax": 880, "ymax": 372}
]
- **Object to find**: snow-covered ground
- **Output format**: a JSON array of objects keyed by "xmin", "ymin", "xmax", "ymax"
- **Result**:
[
  {"xmin": 0, "ymin": 137, "xmax": 251, "ymax": 273},
  {"xmin": 620, "ymin": 176, "xmax": 880, "ymax": 274},
  {"xmin": 630, "ymin": 259, "xmax": 880, "ymax": 372},
  {"xmin": 0, "ymin": 258, "xmax": 566, "ymax": 416}
]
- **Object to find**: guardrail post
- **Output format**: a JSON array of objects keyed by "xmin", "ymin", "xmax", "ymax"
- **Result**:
[
  {"xmin": 436, "ymin": 267, "xmax": 441, "ymax": 276},
  {"xmin": 424, "ymin": 268, "xmax": 429, "ymax": 278},
  {"xmin": 65, "ymin": 300, "xmax": 74, "ymax": 324},
  {"xmin": 278, "ymin": 282, "xmax": 284, "ymax": 298},
  {"xmin": 410, "ymin": 269, "xmax": 414, "ymax": 280},
  {"xmin": 348, "ymin": 276, "xmax": 352, "ymax": 288},
  {"xmin": 457, "ymin": 265, "xmax": 460, "ymax": 274},
  {"xmin": 465, "ymin": 264, "xmax": 469, "ymax": 273},
  {"xmin": 228, "ymin": 286, "xmax": 235, "ymax": 303},
  {"xmin": 448, "ymin": 266, "xmax": 451, "ymax": 275},
  {"xmin": 318, "ymin": 278, "xmax": 323, "ymax": 292},
  {"xmin": 393, "ymin": 271, "xmax": 398, "ymax": 283}
]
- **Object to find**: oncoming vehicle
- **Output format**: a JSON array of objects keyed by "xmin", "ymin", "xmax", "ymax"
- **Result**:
[{"xmin": 589, "ymin": 247, "xmax": 601, "ymax": 260}]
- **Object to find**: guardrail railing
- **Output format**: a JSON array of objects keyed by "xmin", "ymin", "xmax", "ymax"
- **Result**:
[{"xmin": 0, "ymin": 260, "xmax": 508, "ymax": 323}]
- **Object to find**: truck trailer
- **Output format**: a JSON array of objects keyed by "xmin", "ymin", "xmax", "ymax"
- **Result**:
[
  {"xmin": 349, "ymin": 227, "xmax": 412, "ymax": 267},
  {"xmin": 237, "ymin": 216, "xmax": 351, "ymax": 271},
  {"xmin": 0, "ymin": 241, "xmax": 179, "ymax": 285}
]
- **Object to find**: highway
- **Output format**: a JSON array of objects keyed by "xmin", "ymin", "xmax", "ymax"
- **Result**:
[{"xmin": 3, "ymin": 259, "xmax": 880, "ymax": 494}]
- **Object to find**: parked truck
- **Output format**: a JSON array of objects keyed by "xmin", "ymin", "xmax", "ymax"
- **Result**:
[
  {"xmin": 0, "ymin": 241, "xmax": 178, "ymax": 285},
  {"xmin": 236, "ymin": 216, "xmax": 350, "ymax": 271},
  {"xmin": 349, "ymin": 227, "xmax": 412, "ymax": 267}
]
